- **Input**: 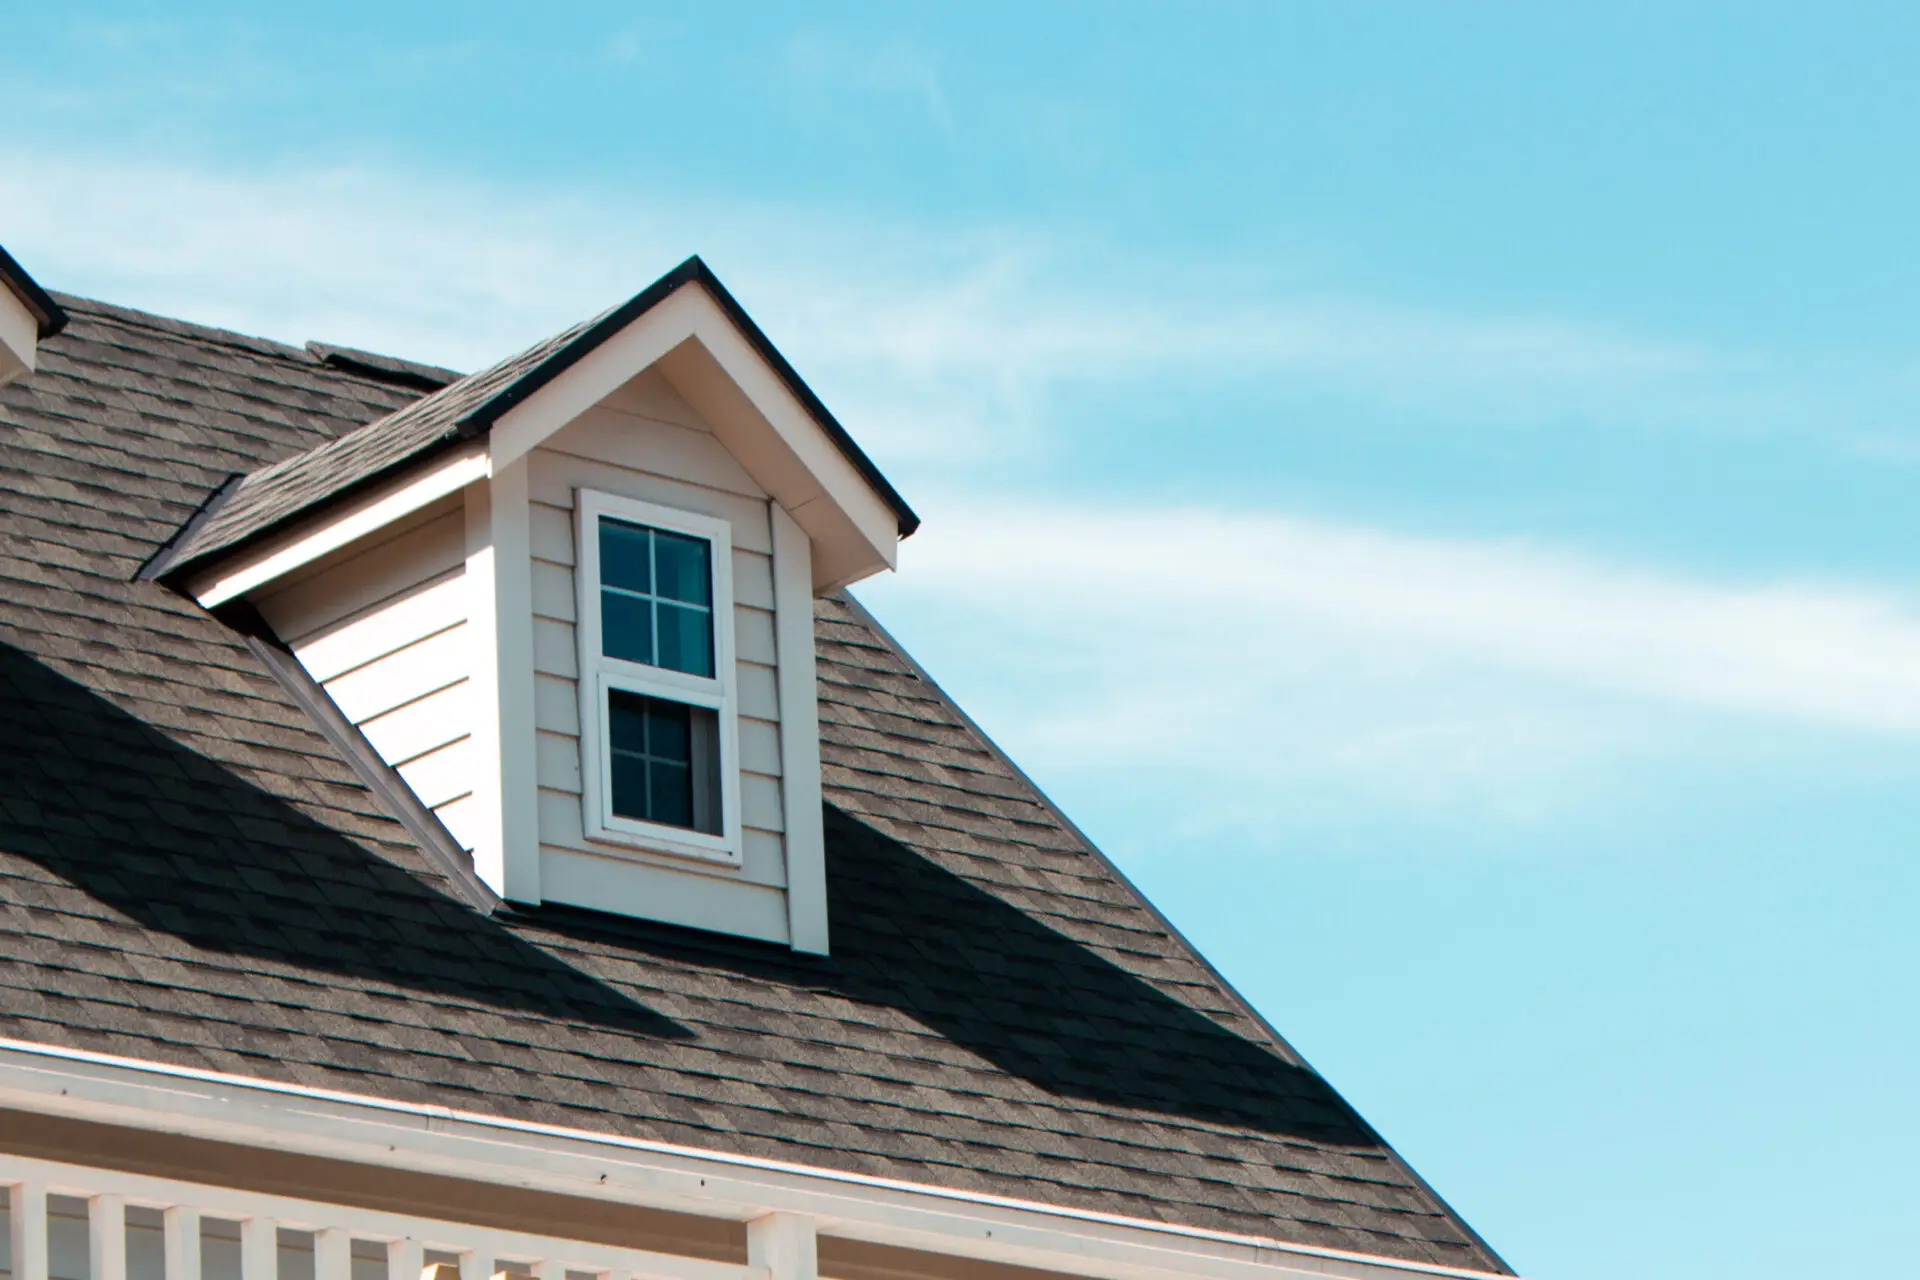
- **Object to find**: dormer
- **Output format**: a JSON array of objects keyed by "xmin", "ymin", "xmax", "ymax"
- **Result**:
[
  {"xmin": 0, "ymin": 245, "xmax": 68, "ymax": 386},
  {"xmin": 152, "ymin": 258, "xmax": 916, "ymax": 953}
]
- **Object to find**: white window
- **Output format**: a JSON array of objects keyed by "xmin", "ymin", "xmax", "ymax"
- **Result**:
[{"xmin": 575, "ymin": 490, "xmax": 742, "ymax": 865}]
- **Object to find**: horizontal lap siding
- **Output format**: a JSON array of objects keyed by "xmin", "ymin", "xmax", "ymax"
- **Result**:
[
  {"xmin": 530, "ymin": 395, "xmax": 791, "ymax": 896},
  {"xmin": 254, "ymin": 505, "xmax": 476, "ymax": 848}
]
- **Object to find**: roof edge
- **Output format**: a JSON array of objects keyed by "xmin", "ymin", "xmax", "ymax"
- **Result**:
[
  {"xmin": 0, "ymin": 245, "xmax": 69, "ymax": 338},
  {"xmin": 459, "ymin": 255, "xmax": 919, "ymax": 538},
  {"xmin": 835, "ymin": 590, "xmax": 1514, "ymax": 1276}
]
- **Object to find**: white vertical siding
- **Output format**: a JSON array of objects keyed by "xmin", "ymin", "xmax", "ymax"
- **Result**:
[{"xmin": 252, "ymin": 500, "xmax": 475, "ymax": 848}]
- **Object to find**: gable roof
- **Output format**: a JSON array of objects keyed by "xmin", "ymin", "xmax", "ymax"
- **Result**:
[
  {"xmin": 0, "ymin": 293, "xmax": 1506, "ymax": 1275},
  {"xmin": 153, "ymin": 257, "xmax": 917, "ymax": 582}
]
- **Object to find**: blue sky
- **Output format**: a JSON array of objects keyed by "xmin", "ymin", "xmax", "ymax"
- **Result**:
[{"xmin": 6, "ymin": 5, "xmax": 1917, "ymax": 1277}]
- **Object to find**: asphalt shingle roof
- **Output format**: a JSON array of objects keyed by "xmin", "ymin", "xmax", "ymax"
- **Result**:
[{"xmin": 0, "ymin": 292, "xmax": 1506, "ymax": 1274}]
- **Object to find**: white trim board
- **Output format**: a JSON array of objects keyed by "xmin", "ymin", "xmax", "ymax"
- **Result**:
[
  {"xmin": 189, "ymin": 446, "xmax": 490, "ymax": 609},
  {"xmin": 0, "ymin": 1038, "xmax": 1519, "ymax": 1280}
]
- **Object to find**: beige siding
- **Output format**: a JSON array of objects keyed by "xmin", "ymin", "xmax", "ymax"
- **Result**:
[
  {"xmin": 529, "ymin": 374, "xmax": 794, "ymax": 909},
  {"xmin": 253, "ymin": 501, "xmax": 475, "ymax": 848}
]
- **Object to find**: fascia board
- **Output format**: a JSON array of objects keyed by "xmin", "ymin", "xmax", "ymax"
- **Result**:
[
  {"xmin": 0, "ymin": 1038, "xmax": 1517, "ymax": 1280},
  {"xmin": 485, "ymin": 285, "xmax": 897, "ymax": 590},
  {"xmin": 0, "ymin": 284, "xmax": 37, "ymax": 385},
  {"xmin": 187, "ymin": 445, "xmax": 490, "ymax": 608}
]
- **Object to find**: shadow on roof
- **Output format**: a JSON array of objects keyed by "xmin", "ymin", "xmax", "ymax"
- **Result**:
[
  {"xmin": 523, "ymin": 805, "xmax": 1382, "ymax": 1146},
  {"xmin": 0, "ymin": 640, "xmax": 690, "ymax": 1040}
]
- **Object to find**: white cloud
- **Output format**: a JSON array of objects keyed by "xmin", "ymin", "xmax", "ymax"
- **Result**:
[
  {"xmin": 0, "ymin": 147, "xmax": 1740, "ymax": 473},
  {"xmin": 859, "ymin": 498, "xmax": 1920, "ymax": 823}
]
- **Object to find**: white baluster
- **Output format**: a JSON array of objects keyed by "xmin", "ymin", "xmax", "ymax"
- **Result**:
[
  {"xmin": 385, "ymin": 1238, "xmax": 423, "ymax": 1280},
  {"xmin": 747, "ymin": 1214, "xmax": 816, "ymax": 1280},
  {"xmin": 8, "ymin": 1182, "xmax": 47, "ymax": 1280},
  {"xmin": 530, "ymin": 1261, "xmax": 562, "ymax": 1280},
  {"xmin": 87, "ymin": 1194, "xmax": 127, "ymax": 1280},
  {"xmin": 313, "ymin": 1229, "xmax": 351, "ymax": 1280},
  {"xmin": 240, "ymin": 1216, "xmax": 277, "ymax": 1280},
  {"xmin": 455, "ymin": 1252, "xmax": 483, "ymax": 1280},
  {"xmin": 162, "ymin": 1207, "xmax": 202, "ymax": 1280}
]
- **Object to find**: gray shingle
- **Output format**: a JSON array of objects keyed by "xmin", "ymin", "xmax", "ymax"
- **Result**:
[{"xmin": 0, "ymin": 295, "xmax": 1505, "ymax": 1274}]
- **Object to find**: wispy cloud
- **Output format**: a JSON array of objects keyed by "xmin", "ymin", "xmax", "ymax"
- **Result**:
[
  {"xmin": 0, "ymin": 147, "xmax": 1768, "ymax": 470},
  {"xmin": 860, "ymin": 497, "xmax": 1920, "ymax": 826}
]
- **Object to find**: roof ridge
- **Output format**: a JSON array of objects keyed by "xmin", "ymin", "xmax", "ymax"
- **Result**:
[{"xmin": 49, "ymin": 291, "xmax": 320, "ymax": 363}]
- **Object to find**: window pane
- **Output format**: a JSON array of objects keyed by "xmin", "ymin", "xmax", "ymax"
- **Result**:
[
  {"xmin": 652, "ymin": 530, "xmax": 712, "ymax": 606},
  {"xmin": 648, "ymin": 761, "xmax": 694, "ymax": 827},
  {"xmin": 601, "ymin": 590, "xmax": 654, "ymax": 664},
  {"xmin": 608, "ymin": 690, "xmax": 649, "ymax": 753},
  {"xmin": 656, "ymin": 602, "xmax": 715, "ymax": 677},
  {"xmin": 605, "ymin": 690, "xmax": 716, "ymax": 835},
  {"xmin": 610, "ymin": 747, "xmax": 649, "ymax": 820},
  {"xmin": 599, "ymin": 518, "xmax": 653, "ymax": 594},
  {"xmin": 645, "ymin": 698, "xmax": 690, "ymax": 759}
]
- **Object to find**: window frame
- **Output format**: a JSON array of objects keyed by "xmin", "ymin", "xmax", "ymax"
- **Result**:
[{"xmin": 574, "ymin": 488, "xmax": 743, "ymax": 866}]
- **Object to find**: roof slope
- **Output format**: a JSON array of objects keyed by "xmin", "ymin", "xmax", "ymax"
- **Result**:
[
  {"xmin": 0, "ymin": 295, "xmax": 1505, "ymax": 1274},
  {"xmin": 160, "ymin": 257, "xmax": 917, "ymax": 578}
]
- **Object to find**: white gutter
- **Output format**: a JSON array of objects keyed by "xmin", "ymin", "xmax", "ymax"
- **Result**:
[{"xmin": 0, "ymin": 1038, "xmax": 1517, "ymax": 1280}]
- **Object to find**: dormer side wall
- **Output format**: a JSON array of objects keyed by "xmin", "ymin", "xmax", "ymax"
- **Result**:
[{"xmin": 251, "ymin": 495, "xmax": 481, "ymax": 851}]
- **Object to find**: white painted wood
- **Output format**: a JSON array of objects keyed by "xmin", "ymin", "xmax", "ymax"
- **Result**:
[
  {"xmin": 771, "ymin": 507, "xmax": 829, "ymax": 955},
  {"xmin": 465, "ymin": 457, "xmax": 544, "ymax": 904},
  {"xmin": 730, "ymin": 551, "xmax": 775, "ymax": 612},
  {"xmin": 257, "ymin": 510, "xmax": 466, "ymax": 644},
  {"xmin": 527, "ymin": 456, "xmax": 773, "ymax": 555},
  {"xmin": 239, "ymin": 1217, "xmax": 275, "ymax": 1280},
  {"xmin": 322, "ymin": 626, "xmax": 469, "ymax": 725},
  {"xmin": 0, "ymin": 1067, "xmax": 1511, "ymax": 1280},
  {"xmin": 544, "ymin": 406, "xmax": 767, "ymax": 501},
  {"xmin": 88, "ymin": 1194, "xmax": 126, "ymax": 1280},
  {"xmin": 10, "ymin": 1179, "xmax": 48, "ymax": 1280},
  {"xmin": 163, "ymin": 1207, "xmax": 201, "ymax": 1280},
  {"xmin": 535, "ymin": 792, "xmax": 785, "ymax": 889},
  {"xmin": 313, "ymin": 1230, "xmax": 351, "ymax": 1280},
  {"xmin": 532, "ymin": 675, "xmax": 578, "ymax": 736},
  {"xmin": 737, "ymin": 663, "xmax": 779, "ymax": 723},
  {"xmin": 530, "ymin": 620, "xmax": 576, "ymax": 681},
  {"xmin": 733, "ymin": 607, "xmax": 777, "ymax": 667},
  {"xmin": 739, "ymin": 774, "xmax": 785, "ymax": 834},
  {"xmin": 528, "ymin": 560, "xmax": 575, "ymax": 624},
  {"xmin": 455, "ymin": 1250, "xmax": 482, "ymax": 1280},
  {"xmin": 191, "ymin": 447, "xmax": 488, "ymax": 608},
  {"xmin": 394, "ymin": 740, "xmax": 476, "ymax": 811},
  {"xmin": 0, "ymin": 286, "xmax": 38, "ymax": 385},
  {"xmin": 383, "ymin": 1239, "xmax": 421, "ymax": 1280},
  {"xmin": 289, "ymin": 574, "xmax": 468, "ymax": 683},
  {"xmin": 359, "ymin": 684, "xmax": 473, "ymax": 769},
  {"xmin": 431, "ymin": 794, "xmax": 482, "ymax": 854},
  {"xmin": 737, "ymin": 717, "xmax": 781, "ymax": 777},
  {"xmin": 747, "ymin": 1214, "xmax": 816, "ymax": 1280},
  {"xmin": 540, "ymin": 847, "xmax": 790, "ymax": 944}
]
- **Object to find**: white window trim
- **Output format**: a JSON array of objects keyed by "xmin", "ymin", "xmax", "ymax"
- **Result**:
[{"xmin": 574, "ymin": 488, "xmax": 744, "ymax": 867}]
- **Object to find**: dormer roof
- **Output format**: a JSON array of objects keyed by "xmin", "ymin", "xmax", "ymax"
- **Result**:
[
  {"xmin": 154, "ymin": 257, "xmax": 916, "ymax": 593},
  {"xmin": 0, "ymin": 291, "xmax": 1508, "ymax": 1276}
]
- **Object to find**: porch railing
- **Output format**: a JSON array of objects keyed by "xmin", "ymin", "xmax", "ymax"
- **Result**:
[{"xmin": 0, "ymin": 1157, "xmax": 765, "ymax": 1280}]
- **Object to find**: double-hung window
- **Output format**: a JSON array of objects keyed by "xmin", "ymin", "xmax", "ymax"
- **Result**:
[{"xmin": 575, "ymin": 490, "xmax": 741, "ymax": 864}]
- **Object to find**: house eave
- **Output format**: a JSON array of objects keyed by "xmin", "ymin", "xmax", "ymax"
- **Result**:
[{"xmin": 0, "ymin": 1036, "xmax": 1517, "ymax": 1280}]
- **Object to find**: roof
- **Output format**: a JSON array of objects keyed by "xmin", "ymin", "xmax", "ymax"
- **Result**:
[
  {"xmin": 0, "ymin": 246, "xmax": 67, "ymax": 339},
  {"xmin": 157, "ymin": 256, "xmax": 918, "ymax": 579},
  {"xmin": 0, "ymin": 293, "xmax": 1506, "ymax": 1274}
]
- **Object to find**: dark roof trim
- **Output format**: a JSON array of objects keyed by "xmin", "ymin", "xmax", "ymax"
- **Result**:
[
  {"xmin": 0, "ymin": 245, "xmax": 68, "ymax": 338},
  {"xmin": 137, "ymin": 472, "xmax": 245, "ymax": 582},
  {"xmin": 225, "ymin": 605, "xmax": 501, "ymax": 914},
  {"xmin": 459, "ymin": 255, "xmax": 919, "ymax": 538},
  {"xmin": 306, "ymin": 342, "xmax": 461, "ymax": 393}
]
